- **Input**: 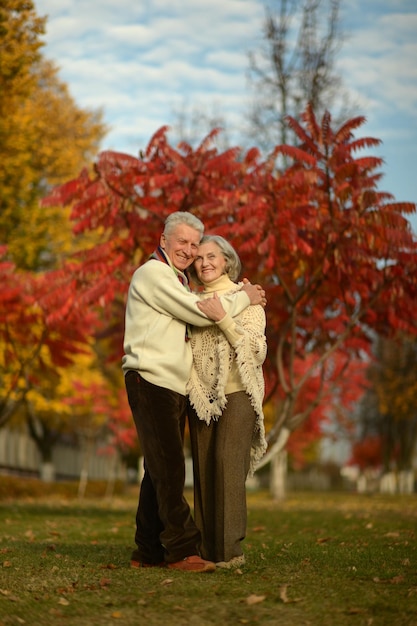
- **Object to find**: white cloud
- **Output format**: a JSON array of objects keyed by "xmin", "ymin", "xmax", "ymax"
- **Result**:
[{"xmin": 34, "ymin": 0, "xmax": 417, "ymax": 231}]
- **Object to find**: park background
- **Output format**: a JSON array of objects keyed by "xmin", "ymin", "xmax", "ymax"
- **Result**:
[{"xmin": 1, "ymin": 0, "xmax": 417, "ymax": 498}]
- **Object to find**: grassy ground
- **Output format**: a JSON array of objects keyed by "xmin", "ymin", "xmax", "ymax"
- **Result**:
[{"xmin": 0, "ymin": 479, "xmax": 416, "ymax": 625}]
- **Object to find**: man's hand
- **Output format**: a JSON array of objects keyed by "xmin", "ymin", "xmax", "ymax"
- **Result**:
[
  {"xmin": 241, "ymin": 280, "xmax": 267, "ymax": 307},
  {"xmin": 196, "ymin": 293, "xmax": 226, "ymax": 321}
]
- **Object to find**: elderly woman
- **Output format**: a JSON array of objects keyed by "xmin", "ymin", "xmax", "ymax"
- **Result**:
[{"xmin": 187, "ymin": 235, "xmax": 267, "ymax": 569}]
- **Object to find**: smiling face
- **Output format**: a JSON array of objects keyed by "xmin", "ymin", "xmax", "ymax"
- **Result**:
[
  {"xmin": 160, "ymin": 223, "xmax": 201, "ymax": 271},
  {"xmin": 194, "ymin": 241, "xmax": 227, "ymax": 284}
]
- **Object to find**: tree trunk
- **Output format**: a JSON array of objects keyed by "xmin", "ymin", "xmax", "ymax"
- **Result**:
[
  {"xmin": 380, "ymin": 471, "xmax": 397, "ymax": 494},
  {"xmin": 270, "ymin": 450, "xmax": 287, "ymax": 501},
  {"xmin": 398, "ymin": 470, "xmax": 414, "ymax": 494},
  {"xmin": 78, "ymin": 436, "xmax": 94, "ymax": 499},
  {"xmin": 39, "ymin": 461, "xmax": 55, "ymax": 482}
]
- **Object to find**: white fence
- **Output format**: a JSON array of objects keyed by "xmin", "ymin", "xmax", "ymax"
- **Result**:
[{"xmin": 0, "ymin": 426, "xmax": 124, "ymax": 482}]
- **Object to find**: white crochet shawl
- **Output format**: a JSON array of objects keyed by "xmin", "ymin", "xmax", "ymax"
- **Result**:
[{"xmin": 187, "ymin": 276, "xmax": 267, "ymax": 475}]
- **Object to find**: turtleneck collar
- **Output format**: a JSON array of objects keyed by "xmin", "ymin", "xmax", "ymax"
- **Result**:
[{"xmin": 201, "ymin": 274, "xmax": 238, "ymax": 294}]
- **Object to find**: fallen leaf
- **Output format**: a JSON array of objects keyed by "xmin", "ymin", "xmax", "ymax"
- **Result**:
[
  {"xmin": 0, "ymin": 589, "xmax": 19, "ymax": 602},
  {"xmin": 389, "ymin": 575, "xmax": 404, "ymax": 584},
  {"xmin": 373, "ymin": 575, "xmax": 404, "ymax": 585},
  {"xmin": 346, "ymin": 607, "xmax": 367, "ymax": 615},
  {"xmin": 280, "ymin": 585, "xmax": 289, "ymax": 603},
  {"xmin": 279, "ymin": 584, "xmax": 302, "ymax": 604},
  {"xmin": 2, "ymin": 561, "xmax": 12, "ymax": 568},
  {"xmin": 111, "ymin": 611, "xmax": 122, "ymax": 619},
  {"xmin": 316, "ymin": 537, "xmax": 332, "ymax": 544},
  {"xmin": 45, "ymin": 544, "xmax": 56, "ymax": 552},
  {"xmin": 245, "ymin": 594, "xmax": 266, "ymax": 605},
  {"xmin": 58, "ymin": 597, "xmax": 69, "ymax": 606},
  {"xmin": 161, "ymin": 578, "xmax": 174, "ymax": 586}
]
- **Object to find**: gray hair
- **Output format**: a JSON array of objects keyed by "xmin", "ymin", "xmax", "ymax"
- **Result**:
[
  {"xmin": 163, "ymin": 211, "xmax": 204, "ymax": 239},
  {"xmin": 195, "ymin": 235, "xmax": 242, "ymax": 283}
]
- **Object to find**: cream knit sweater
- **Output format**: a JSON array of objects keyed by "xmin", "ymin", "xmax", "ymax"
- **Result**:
[{"xmin": 187, "ymin": 275, "xmax": 267, "ymax": 474}]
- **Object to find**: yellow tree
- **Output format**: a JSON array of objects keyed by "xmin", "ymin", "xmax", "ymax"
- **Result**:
[
  {"xmin": 21, "ymin": 350, "xmax": 117, "ymax": 482},
  {"xmin": 0, "ymin": 2, "xmax": 111, "ymax": 480},
  {"xmin": 370, "ymin": 336, "xmax": 417, "ymax": 474},
  {"xmin": 0, "ymin": 1, "xmax": 107, "ymax": 270}
]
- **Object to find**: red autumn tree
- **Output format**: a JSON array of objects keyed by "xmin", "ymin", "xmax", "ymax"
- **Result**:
[
  {"xmin": 40, "ymin": 106, "xmax": 417, "ymax": 488},
  {"xmin": 349, "ymin": 436, "xmax": 383, "ymax": 471},
  {"xmin": 239, "ymin": 106, "xmax": 416, "ymax": 460},
  {"xmin": 0, "ymin": 244, "xmax": 99, "ymax": 428}
]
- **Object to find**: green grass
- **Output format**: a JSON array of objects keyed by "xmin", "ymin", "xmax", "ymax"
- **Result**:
[{"xmin": 0, "ymin": 482, "xmax": 416, "ymax": 625}]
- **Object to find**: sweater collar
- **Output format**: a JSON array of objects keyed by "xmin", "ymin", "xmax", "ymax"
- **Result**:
[
  {"xmin": 150, "ymin": 246, "xmax": 190, "ymax": 288},
  {"xmin": 201, "ymin": 274, "xmax": 238, "ymax": 294}
]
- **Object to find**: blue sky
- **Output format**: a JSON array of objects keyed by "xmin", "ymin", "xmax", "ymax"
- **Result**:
[{"xmin": 34, "ymin": 0, "xmax": 417, "ymax": 233}]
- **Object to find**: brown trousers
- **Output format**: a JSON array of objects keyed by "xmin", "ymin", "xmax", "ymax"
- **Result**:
[
  {"xmin": 125, "ymin": 371, "xmax": 201, "ymax": 564},
  {"xmin": 188, "ymin": 391, "xmax": 256, "ymax": 563}
]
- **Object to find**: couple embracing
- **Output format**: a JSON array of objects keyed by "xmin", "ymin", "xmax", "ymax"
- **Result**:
[{"xmin": 122, "ymin": 211, "xmax": 267, "ymax": 573}]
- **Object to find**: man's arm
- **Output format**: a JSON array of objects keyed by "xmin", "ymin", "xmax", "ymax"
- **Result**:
[
  {"xmin": 240, "ymin": 282, "xmax": 266, "ymax": 306},
  {"xmin": 134, "ymin": 262, "xmax": 251, "ymax": 327},
  {"xmin": 198, "ymin": 286, "xmax": 266, "ymax": 321}
]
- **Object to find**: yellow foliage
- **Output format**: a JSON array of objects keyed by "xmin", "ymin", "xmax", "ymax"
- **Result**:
[
  {"xmin": 0, "ymin": 3, "xmax": 108, "ymax": 270},
  {"xmin": 0, "ymin": 1, "xmax": 45, "ymax": 104},
  {"xmin": 371, "ymin": 336, "xmax": 417, "ymax": 422},
  {"xmin": 13, "ymin": 347, "xmax": 112, "ymax": 435},
  {"xmin": 262, "ymin": 400, "xmax": 276, "ymax": 434}
]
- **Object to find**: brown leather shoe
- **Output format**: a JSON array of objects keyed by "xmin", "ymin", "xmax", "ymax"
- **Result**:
[
  {"xmin": 131, "ymin": 560, "xmax": 166, "ymax": 568},
  {"xmin": 168, "ymin": 555, "xmax": 216, "ymax": 573}
]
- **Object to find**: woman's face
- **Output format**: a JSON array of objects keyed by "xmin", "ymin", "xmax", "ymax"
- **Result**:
[{"xmin": 194, "ymin": 241, "xmax": 227, "ymax": 284}]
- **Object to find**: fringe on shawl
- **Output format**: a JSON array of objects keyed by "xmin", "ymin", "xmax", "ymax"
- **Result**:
[
  {"xmin": 187, "ymin": 302, "xmax": 267, "ymax": 476},
  {"xmin": 233, "ymin": 331, "xmax": 267, "ymax": 475}
]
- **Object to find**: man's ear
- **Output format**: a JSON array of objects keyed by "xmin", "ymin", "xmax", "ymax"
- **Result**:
[{"xmin": 160, "ymin": 233, "xmax": 166, "ymax": 248}]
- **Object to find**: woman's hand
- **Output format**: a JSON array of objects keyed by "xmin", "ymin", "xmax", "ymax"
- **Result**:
[{"xmin": 196, "ymin": 292, "xmax": 227, "ymax": 321}]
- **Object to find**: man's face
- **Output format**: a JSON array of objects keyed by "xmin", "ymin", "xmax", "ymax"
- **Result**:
[{"xmin": 160, "ymin": 224, "xmax": 201, "ymax": 271}]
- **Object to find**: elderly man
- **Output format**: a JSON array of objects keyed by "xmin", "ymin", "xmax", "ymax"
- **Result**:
[{"xmin": 123, "ymin": 211, "xmax": 266, "ymax": 573}]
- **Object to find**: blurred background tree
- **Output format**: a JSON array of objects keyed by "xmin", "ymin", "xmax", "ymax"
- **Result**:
[
  {"xmin": 0, "ymin": 0, "xmax": 107, "ymax": 271},
  {"xmin": 351, "ymin": 336, "xmax": 417, "ymax": 481},
  {"xmin": 246, "ymin": 0, "xmax": 354, "ymax": 152}
]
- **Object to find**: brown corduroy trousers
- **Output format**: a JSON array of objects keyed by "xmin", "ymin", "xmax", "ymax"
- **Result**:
[{"xmin": 125, "ymin": 371, "xmax": 201, "ymax": 564}]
